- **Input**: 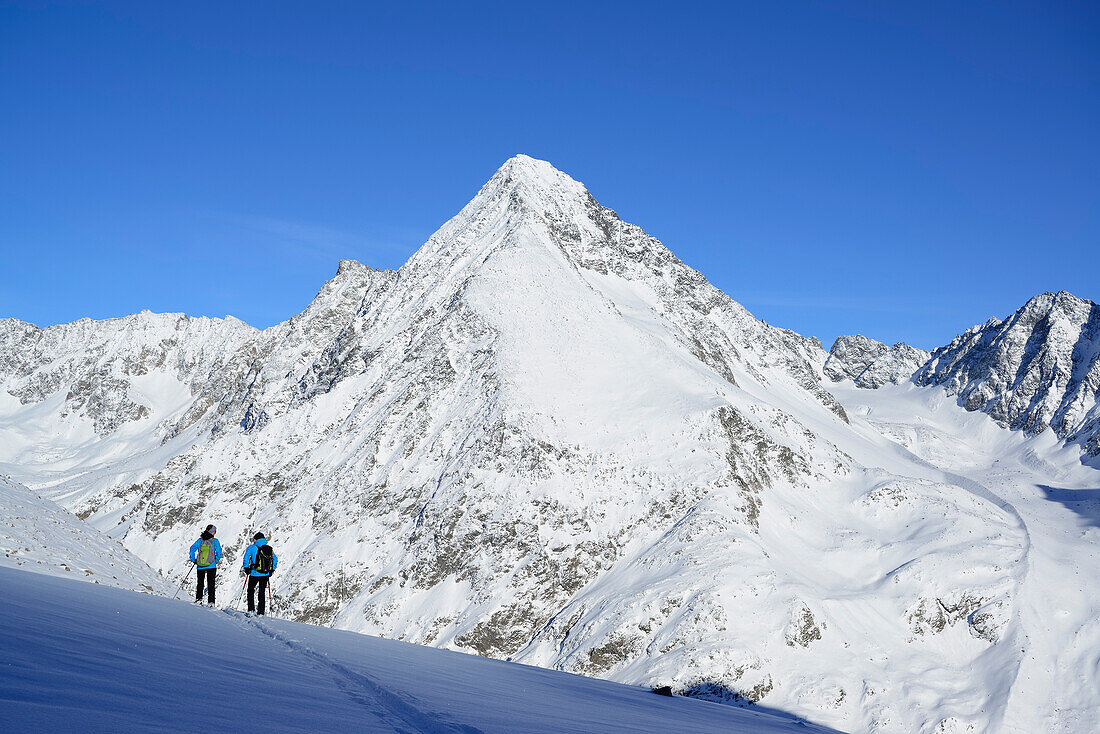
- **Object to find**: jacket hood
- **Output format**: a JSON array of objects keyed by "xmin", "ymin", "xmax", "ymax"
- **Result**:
[{"xmin": 253, "ymin": 538, "xmax": 267, "ymax": 547}]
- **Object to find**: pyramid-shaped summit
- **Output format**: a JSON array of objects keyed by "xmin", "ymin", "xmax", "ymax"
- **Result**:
[
  {"xmin": 478, "ymin": 153, "xmax": 594, "ymax": 207},
  {"xmin": 409, "ymin": 153, "xmax": 682, "ymax": 280},
  {"xmin": 393, "ymin": 154, "xmax": 842, "ymax": 434},
  {"xmin": 23, "ymin": 153, "xmax": 858, "ymax": 680},
  {"xmin": 401, "ymin": 153, "xmax": 604, "ymax": 281}
]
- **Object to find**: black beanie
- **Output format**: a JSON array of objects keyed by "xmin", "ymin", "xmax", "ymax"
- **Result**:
[{"xmin": 253, "ymin": 532, "xmax": 265, "ymax": 541}]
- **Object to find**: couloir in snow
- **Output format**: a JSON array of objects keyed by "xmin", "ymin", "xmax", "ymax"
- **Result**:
[{"xmin": 1, "ymin": 156, "xmax": 1097, "ymax": 733}]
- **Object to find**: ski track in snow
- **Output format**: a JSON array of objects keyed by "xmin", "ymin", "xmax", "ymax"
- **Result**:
[{"xmin": 231, "ymin": 610, "xmax": 485, "ymax": 734}]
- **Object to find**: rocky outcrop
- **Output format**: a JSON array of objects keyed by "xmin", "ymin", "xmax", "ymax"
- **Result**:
[{"xmin": 824, "ymin": 335, "xmax": 930, "ymax": 388}]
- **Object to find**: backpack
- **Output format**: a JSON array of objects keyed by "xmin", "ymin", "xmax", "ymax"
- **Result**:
[
  {"xmin": 197, "ymin": 538, "xmax": 216, "ymax": 567},
  {"xmin": 253, "ymin": 544, "xmax": 274, "ymax": 574}
]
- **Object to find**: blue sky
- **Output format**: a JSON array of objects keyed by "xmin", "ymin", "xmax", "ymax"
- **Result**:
[{"xmin": 1, "ymin": 1, "xmax": 1096, "ymax": 349}]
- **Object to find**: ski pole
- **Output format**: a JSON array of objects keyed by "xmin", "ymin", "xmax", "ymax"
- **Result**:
[
  {"xmin": 173, "ymin": 561, "xmax": 195, "ymax": 599},
  {"xmin": 267, "ymin": 581, "xmax": 274, "ymax": 618},
  {"xmin": 235, "ymin": 573, "xmax": 248, "ymax": 611}
]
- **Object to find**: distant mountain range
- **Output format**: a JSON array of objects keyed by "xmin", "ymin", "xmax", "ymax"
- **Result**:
[
  {"xmin": 824, "ymin": 290, "xmax": 1100, "ymax": 457},
  {"xmin": 2, "ymin": 155, "xmax": 1097, "ymax": 733}
]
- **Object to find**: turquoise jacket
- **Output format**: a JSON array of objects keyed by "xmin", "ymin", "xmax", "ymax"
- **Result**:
[{"xmin": 242, "ymin": 538, "xmax": 278, "ymax": 577}]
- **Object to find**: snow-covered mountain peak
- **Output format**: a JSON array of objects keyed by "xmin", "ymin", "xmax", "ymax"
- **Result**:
[
  {"xmin": 405, "ymin": 154, "xmax": 594, "ymax": 267},
  {"xmin": 295, "ymin": 258, "xmax": 394, "ymax": 322},
  {"xmin": 336, "ymin": 257, "xmax": 368, "ymax": 275},
  {"xmin": 457, "ymin": 154, "xmax": 589, "ymax": 220},
  {"xmin": 494, "ymin": 152, "xmax": 585, "ymax": 190},
  {"xmin": 384, "ymin": 155, "xmax": 844, "ymax": 442},
  {"xmin": 916, "ymin": 289, "xmax": 1100, "ymax": 455},
  {"xmin": 328, "ymin": 258, "xmax": 393, "ymax": 290},
  {"xmin": 1031, "ymin": 289, "xmax": 1094, "ymax": 312}
]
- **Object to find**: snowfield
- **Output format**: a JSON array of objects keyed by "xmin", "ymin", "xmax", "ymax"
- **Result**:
[
  {"xmin": 0, "ymin": 155, "xmax": 1097, "ymax": 733},
  {"xmin": 0, "ymin": 566, "xmax": 837, "ymax": 733},
  {"xmin": 827, "ymin": 380, "xmax": 1100, "ymax": 733}
]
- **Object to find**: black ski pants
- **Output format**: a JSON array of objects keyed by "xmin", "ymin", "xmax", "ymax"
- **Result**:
[
  {"xmin": 247, "ymin": 575, "xmax": 269, "ymax": 615},
  {"xmin": 196, "ymin": 568, "xmax": 216, "ymax": 603}
]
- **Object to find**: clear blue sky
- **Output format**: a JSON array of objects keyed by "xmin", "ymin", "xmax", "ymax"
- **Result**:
[{"xmin": 1, "ymin": 1, "xmax": 1096, "ymax": 349}]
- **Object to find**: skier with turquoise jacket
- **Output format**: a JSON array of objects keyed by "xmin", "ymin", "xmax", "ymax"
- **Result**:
[
  {"xmin": 188, "ymin": 524, "xmax": 222, "ymax": 605},
  {"xmin": 241, "ymin": 532, "xmax": 277, "ymax": 616}
]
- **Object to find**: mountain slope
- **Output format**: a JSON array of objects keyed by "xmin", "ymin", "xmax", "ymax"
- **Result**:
[
  {"xmin": 0, "ymin": 475, "xmax": 167, "ymax": 594},
  {"xmin": 826, "ymin": 379, "xmax": 1100, "ymax": 734},
  {"xmin": 0, "ymin": 565, "xmax": 837, "ymax": 733},
  {"xmin": 0, "ymin": 156, "xmax": 1097, "ymax": 732}
]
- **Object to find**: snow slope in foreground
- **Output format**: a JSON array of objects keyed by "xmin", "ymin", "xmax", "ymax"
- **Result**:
[
  {"xmin": 0, "ymin": 567, "xmax": 838, "ymax": 734},
  {"xmin": 0, "ymin": 475, "xmax": 167, "ymax": 594}
]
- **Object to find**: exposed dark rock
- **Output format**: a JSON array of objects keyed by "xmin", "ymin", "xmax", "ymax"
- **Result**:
[{"xmin": 825, "ymin": 335, "xmax": 931, "ymax": 389}]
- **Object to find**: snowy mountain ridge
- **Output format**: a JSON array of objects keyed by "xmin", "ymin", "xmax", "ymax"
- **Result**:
[
  {"xmin": 0, "ymin": 310, "xmax": 255, "ymax": 462},
  {"xmin": 824, "ymin": 335, "xmax": 931, "ymax": 389},
  {"xmin": 1, "ymin": 155, "xmax": 1098, "ymax": 733},
  {"xmin": 825, "ymin": 290, "xmax": 1100, "ymax": 458},
  {"xmin": 916, "ymin": 291, "xmax": 1100, "ymax": 457}
]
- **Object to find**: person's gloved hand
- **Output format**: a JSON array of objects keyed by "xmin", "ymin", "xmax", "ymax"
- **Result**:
[{"xmin": 240, "ymin": 568, "xmax": 248, "ymax": 578}]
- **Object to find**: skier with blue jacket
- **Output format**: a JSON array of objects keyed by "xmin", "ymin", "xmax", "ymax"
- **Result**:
[
  {"xmin": 241, "ymin": 532, "xmax": 277, "ymax": 615},
  {"xmin": 188, "ymin": 524, "xmax": 222, "ymax": 605}
]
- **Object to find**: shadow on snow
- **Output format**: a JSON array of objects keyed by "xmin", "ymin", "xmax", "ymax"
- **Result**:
[
  {"xmin": 1039, "ymin": 485, "xmax": 1100, "ymax": 529},
  {"xmin": 680, "ymin": 682, "xmax": 845, "ymax": 732}
]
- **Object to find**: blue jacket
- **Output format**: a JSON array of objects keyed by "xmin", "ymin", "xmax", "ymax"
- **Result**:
[
  {"xmin": 242, "ymin": 539, "xmax": 277, "ymax": 577},
  {"xmin": 189, "ymin": 537, "xmax": 222, "ymax": 570}
]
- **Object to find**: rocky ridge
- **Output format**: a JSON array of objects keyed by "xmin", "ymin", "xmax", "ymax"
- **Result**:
[
  {"xmin": 824, "ymin": 335, "xmax": 931, "ymax": 389},
  {"xmin": 0, "ymin": 312, "xmax": 255, "ymax": 443},
  {"xmin": 916, "ymin": 291, "xmax": 1100, "ymax": 456}
]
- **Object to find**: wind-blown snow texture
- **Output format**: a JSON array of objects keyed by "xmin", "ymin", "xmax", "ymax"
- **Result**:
[{"xmin": 1, "ymin": 155, "xmax": 1098, "ymax": 732}]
